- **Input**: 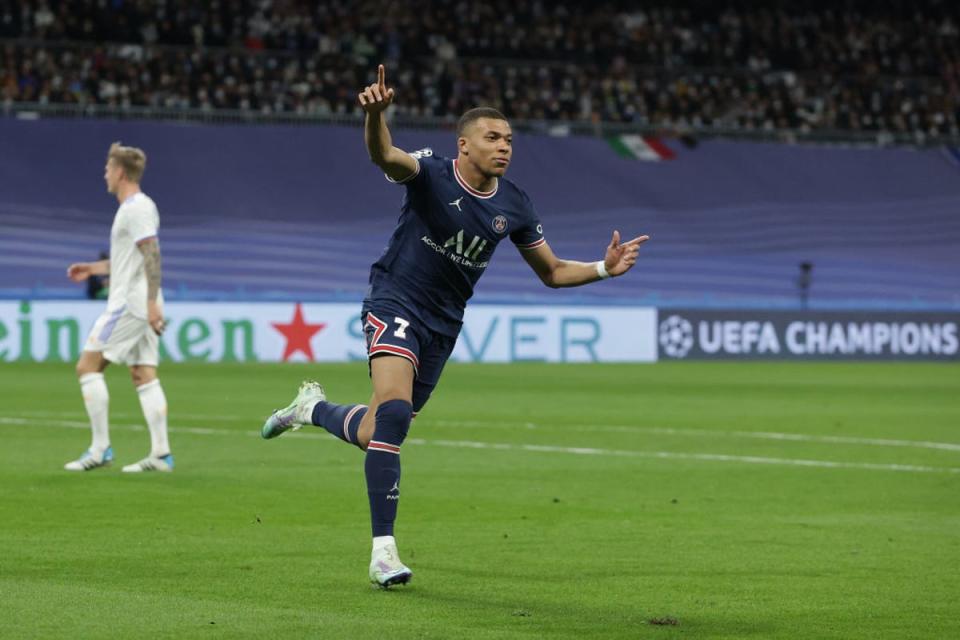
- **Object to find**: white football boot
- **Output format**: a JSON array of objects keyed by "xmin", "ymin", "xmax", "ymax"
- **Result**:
[
  {"xmin": 64, "ymin": 446, "xmax": 114, "ymax": 471},
  {"xmin": 369, "ymin": 543, "xmax": 413, "ymax": 588},
  {"xmin": 122, "ymin": 453, "xmax": 174, "ymax": 473},
  {"xmin": 261, "ymin": 380, "xmax": 325, "ymax": 439}
]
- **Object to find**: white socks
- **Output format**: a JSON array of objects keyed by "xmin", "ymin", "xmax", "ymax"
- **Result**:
[
  {"xmin": 137, "ymin": 379, "xmax": 170, "ymax": 458},
  {"xmin": 77, "ymin": 374, "xmax": 171, "ymax": 460},
  {"xmin": 79, "ymin": 373, "xmax": 110, "ymax": 454}
]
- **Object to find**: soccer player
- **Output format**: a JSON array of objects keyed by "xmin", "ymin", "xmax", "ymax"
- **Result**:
[
  {"xmin": 262, "ymin": 65, "xmax": 648, "ymax": 587},
  {"xmin": 63, "ymin": 142, "xmax": 174, "ymax": 473}
]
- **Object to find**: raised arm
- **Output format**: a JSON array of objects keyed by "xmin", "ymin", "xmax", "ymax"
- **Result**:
[
  {"xmin": 137, "ymin": 237, "xmax": 165, "ymax": 334},
  {"xmin": 359, "ymin": 64, "xmax": 418, "ymax": 182},
  {"xmin": 66, "ymin": 258, "xmax": 110, "ymax": 282},
  {"xmin": 521, "ymin": 231, "xmax": 649, "ymax": 288}
]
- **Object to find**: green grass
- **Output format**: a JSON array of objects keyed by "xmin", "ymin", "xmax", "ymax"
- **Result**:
[{"xmin": 1, "ymin": 362, "xmax": 958, "ymax": 639}]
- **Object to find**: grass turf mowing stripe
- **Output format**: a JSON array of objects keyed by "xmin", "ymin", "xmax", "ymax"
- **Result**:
[
  {"xmin": 6, "ymin": 416, "xmax": 959, "ymax": 475},
  {"xmin": 13, "ymin": 410, "xmax": 960, "ymax": 452}
]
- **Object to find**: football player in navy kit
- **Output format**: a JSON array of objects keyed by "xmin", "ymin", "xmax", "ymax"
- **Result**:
[{"xmin": 262, "ymin": 65, "xmax": 649, "ymax": 588}]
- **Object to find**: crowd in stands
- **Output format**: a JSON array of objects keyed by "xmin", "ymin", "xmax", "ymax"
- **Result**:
[{"xmin": 1, "ymin": 0, "xmax": 958, "ymax": 139}]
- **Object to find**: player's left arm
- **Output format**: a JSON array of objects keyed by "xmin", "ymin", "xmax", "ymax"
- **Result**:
[
  {"xmin": 137, "ymin": 237, "xmax": 165, "ymax": 334},
  {"xmin": 521, "ymin": 231, "xmax": 649, "ymax": 288}
]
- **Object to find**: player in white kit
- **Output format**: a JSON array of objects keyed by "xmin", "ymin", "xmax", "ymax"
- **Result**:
[{"xmin": 63, "ymin": 142, "xmax": 174, "ymax": 473}]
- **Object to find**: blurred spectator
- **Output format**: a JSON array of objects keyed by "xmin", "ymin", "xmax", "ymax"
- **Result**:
[
  {"xmin": 86, "ymin": 250, "xmax": 109, "ymax": 300},
  {"xmin": 1, "ymin": 1, "xmax": 958, "ymax": 140}
]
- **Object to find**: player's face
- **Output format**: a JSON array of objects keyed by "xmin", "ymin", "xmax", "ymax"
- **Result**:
[
  {"xmin": 460, "ymin": 118, "xmax": 513, "ymax": 177},
  {"xmin": 104, "ymin": 160, "xmax": 123, "ymax": 194}
]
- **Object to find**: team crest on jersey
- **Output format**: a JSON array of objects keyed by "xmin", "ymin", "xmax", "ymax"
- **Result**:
[{"xmin": 492, "ymin": 215, "xmax": 508, "ymax": 233}]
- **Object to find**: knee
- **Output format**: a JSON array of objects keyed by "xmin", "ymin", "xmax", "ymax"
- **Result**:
[
  {"xmin": 76, "ymin": 360, "xmax": 98, "ymax": 378},
  {"xmin": 372, "ymin": 399, "xmax": 413, "ymax": 446},
  {"xmin": 129, "ymin": 367, "xmax": 154, "ymax": 387}
]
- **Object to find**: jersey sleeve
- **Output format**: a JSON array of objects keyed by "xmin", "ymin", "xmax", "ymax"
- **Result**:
[
  {"xmin": 384, "ymin": 147, "xmax": 437, "ymax": 189},
  {"xmin": 125, "ymin": 201, "xmax": 160, "ymax": 244},
  {"xmin": 510, "ymin": 190, "xmax": 546, "ymax": 251}
]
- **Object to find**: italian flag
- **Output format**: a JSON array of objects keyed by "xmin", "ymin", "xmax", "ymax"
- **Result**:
[{"xmin": 608, "ymin": 135, "xmax": 676, "ymax": 161}]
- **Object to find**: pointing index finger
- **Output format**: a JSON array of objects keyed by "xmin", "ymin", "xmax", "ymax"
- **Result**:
[
  {"xmin": 623, "ymin": 235, "xmax": 650, "ymax": 247},
  {"xmin": 378, "ymin": 64, "xmax": 385, "ymax": 89}
]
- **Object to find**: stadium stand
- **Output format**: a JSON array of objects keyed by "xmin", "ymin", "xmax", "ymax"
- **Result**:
[
  {"xmin": 2, "ymin": 1, "xmax": 958, "ymax": 142},
  {"xmin": 1, "ymin": 118, "xmax": 958, "ymax": 309}
]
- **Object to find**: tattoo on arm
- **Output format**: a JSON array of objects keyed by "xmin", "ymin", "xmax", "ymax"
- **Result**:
[{"xmin": 138, "ymin": 240, "xmax": 162, "ymax": 301}]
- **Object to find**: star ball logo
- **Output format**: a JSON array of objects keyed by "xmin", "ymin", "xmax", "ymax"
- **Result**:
[
  {"xmin": 659, "ymin": 314, "xmax": 694, "ymax": 358},
  {"xmin": 271, "ymin": 303, "xmax": 326, "ymax": 361}
]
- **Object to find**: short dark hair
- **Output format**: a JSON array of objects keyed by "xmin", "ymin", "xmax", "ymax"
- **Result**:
[{"xmin": 457, "ymin": 107, "xmax": 508, "ymax": 137}]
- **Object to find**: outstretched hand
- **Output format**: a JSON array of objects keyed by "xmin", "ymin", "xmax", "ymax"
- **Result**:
[
  {"xmin": 603, "ymin": 231, "xmax": 649, "ymax": 277},
  {"xmin": 66, "ymin": 263, "xmax": 92, "ymax": 282},
  {"xmin": 358, "ymin": 64, "xmax": 395, "ymax": 113}
]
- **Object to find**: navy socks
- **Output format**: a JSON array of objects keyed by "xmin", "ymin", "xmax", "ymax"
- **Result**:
[
  {"xmin": 313, "ymin": 398, "xmax": 413, "ymax": 537},
  {"xmin": 365, "ymin": 399, "xmax": 413, "ymax": 537},
  {"xmin": 312, "ymin": 401, "xmax": 367, "ymax": 448}
]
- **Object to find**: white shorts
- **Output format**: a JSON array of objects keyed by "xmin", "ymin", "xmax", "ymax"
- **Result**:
[{"xmin": 83, "ymin": 307, "xmax": 159, "ymax": 366}]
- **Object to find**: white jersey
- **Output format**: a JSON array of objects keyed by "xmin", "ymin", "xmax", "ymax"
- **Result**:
[{"xmin": 106, "ymin": 192, "xmax": 163, "ymax": 318}]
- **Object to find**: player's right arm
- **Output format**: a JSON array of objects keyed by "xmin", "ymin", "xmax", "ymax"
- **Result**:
[
  {"xmin": 359, "ymin": 64, "xmax": 417, "ymax": 183},
  {"xmin": 66, "ymin": 259, "xmax": 109, "ymax": 282}
]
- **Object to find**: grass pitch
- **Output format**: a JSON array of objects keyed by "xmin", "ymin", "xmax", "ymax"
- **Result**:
[{"xmin": 1, "ymin": 361, "xmax": 958, "ymax": 639}]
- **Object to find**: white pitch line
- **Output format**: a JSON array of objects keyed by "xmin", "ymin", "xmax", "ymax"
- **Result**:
[
  {"xmin": 428, "ymin": 420, "xmax": 960, "ymax": 453},
  {"xmin": 422, "ymin": 439, "xmax": 960, "ymax": 475},
  {"xmin": 0, "ymin": 417, "xmax": 239, "ymax": 437},
  {"xmin": 9, "ymin": 411, "xmax": 960, "ymax": 452},
  {"xmin": 13, "ymin": 410, "xmax": 253, "ymax": 422},
  {"xmin": 3, "ymin": 417, "xmax": 959, "ymax": 475}
]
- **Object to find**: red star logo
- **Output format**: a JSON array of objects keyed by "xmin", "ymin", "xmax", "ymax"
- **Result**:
[{"xmin": 271, "ymin": 303, "xmax": 326, "ymax": 362}]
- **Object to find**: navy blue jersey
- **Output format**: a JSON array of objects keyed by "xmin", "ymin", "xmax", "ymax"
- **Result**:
[{"xmin": 365, "ymin": 150, "xmax": 545, "ymax": 337}]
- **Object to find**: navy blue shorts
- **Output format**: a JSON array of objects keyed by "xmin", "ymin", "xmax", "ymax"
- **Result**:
[{"xmin": 362, "ymin": 300, "xmax": 457, "ymax": 413}]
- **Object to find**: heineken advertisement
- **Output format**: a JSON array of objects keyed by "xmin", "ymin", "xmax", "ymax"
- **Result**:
[
  {"xmin": 4, "ymin": 302, "xmax": 956, "ymax": 363},
  {"xmin": 0, "ymin": 301, "xmax": 657, "ymax": 363}
]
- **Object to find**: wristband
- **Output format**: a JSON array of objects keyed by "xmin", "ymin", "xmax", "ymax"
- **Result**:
[{"xmin": 596, "ymin": 261, "xmax": 611, "ymax": 280}]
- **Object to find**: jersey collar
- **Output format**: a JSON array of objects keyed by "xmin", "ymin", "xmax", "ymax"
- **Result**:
[{"xmin": 453, "ymin": 159, "xmax": 498, "ymax": 199}]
